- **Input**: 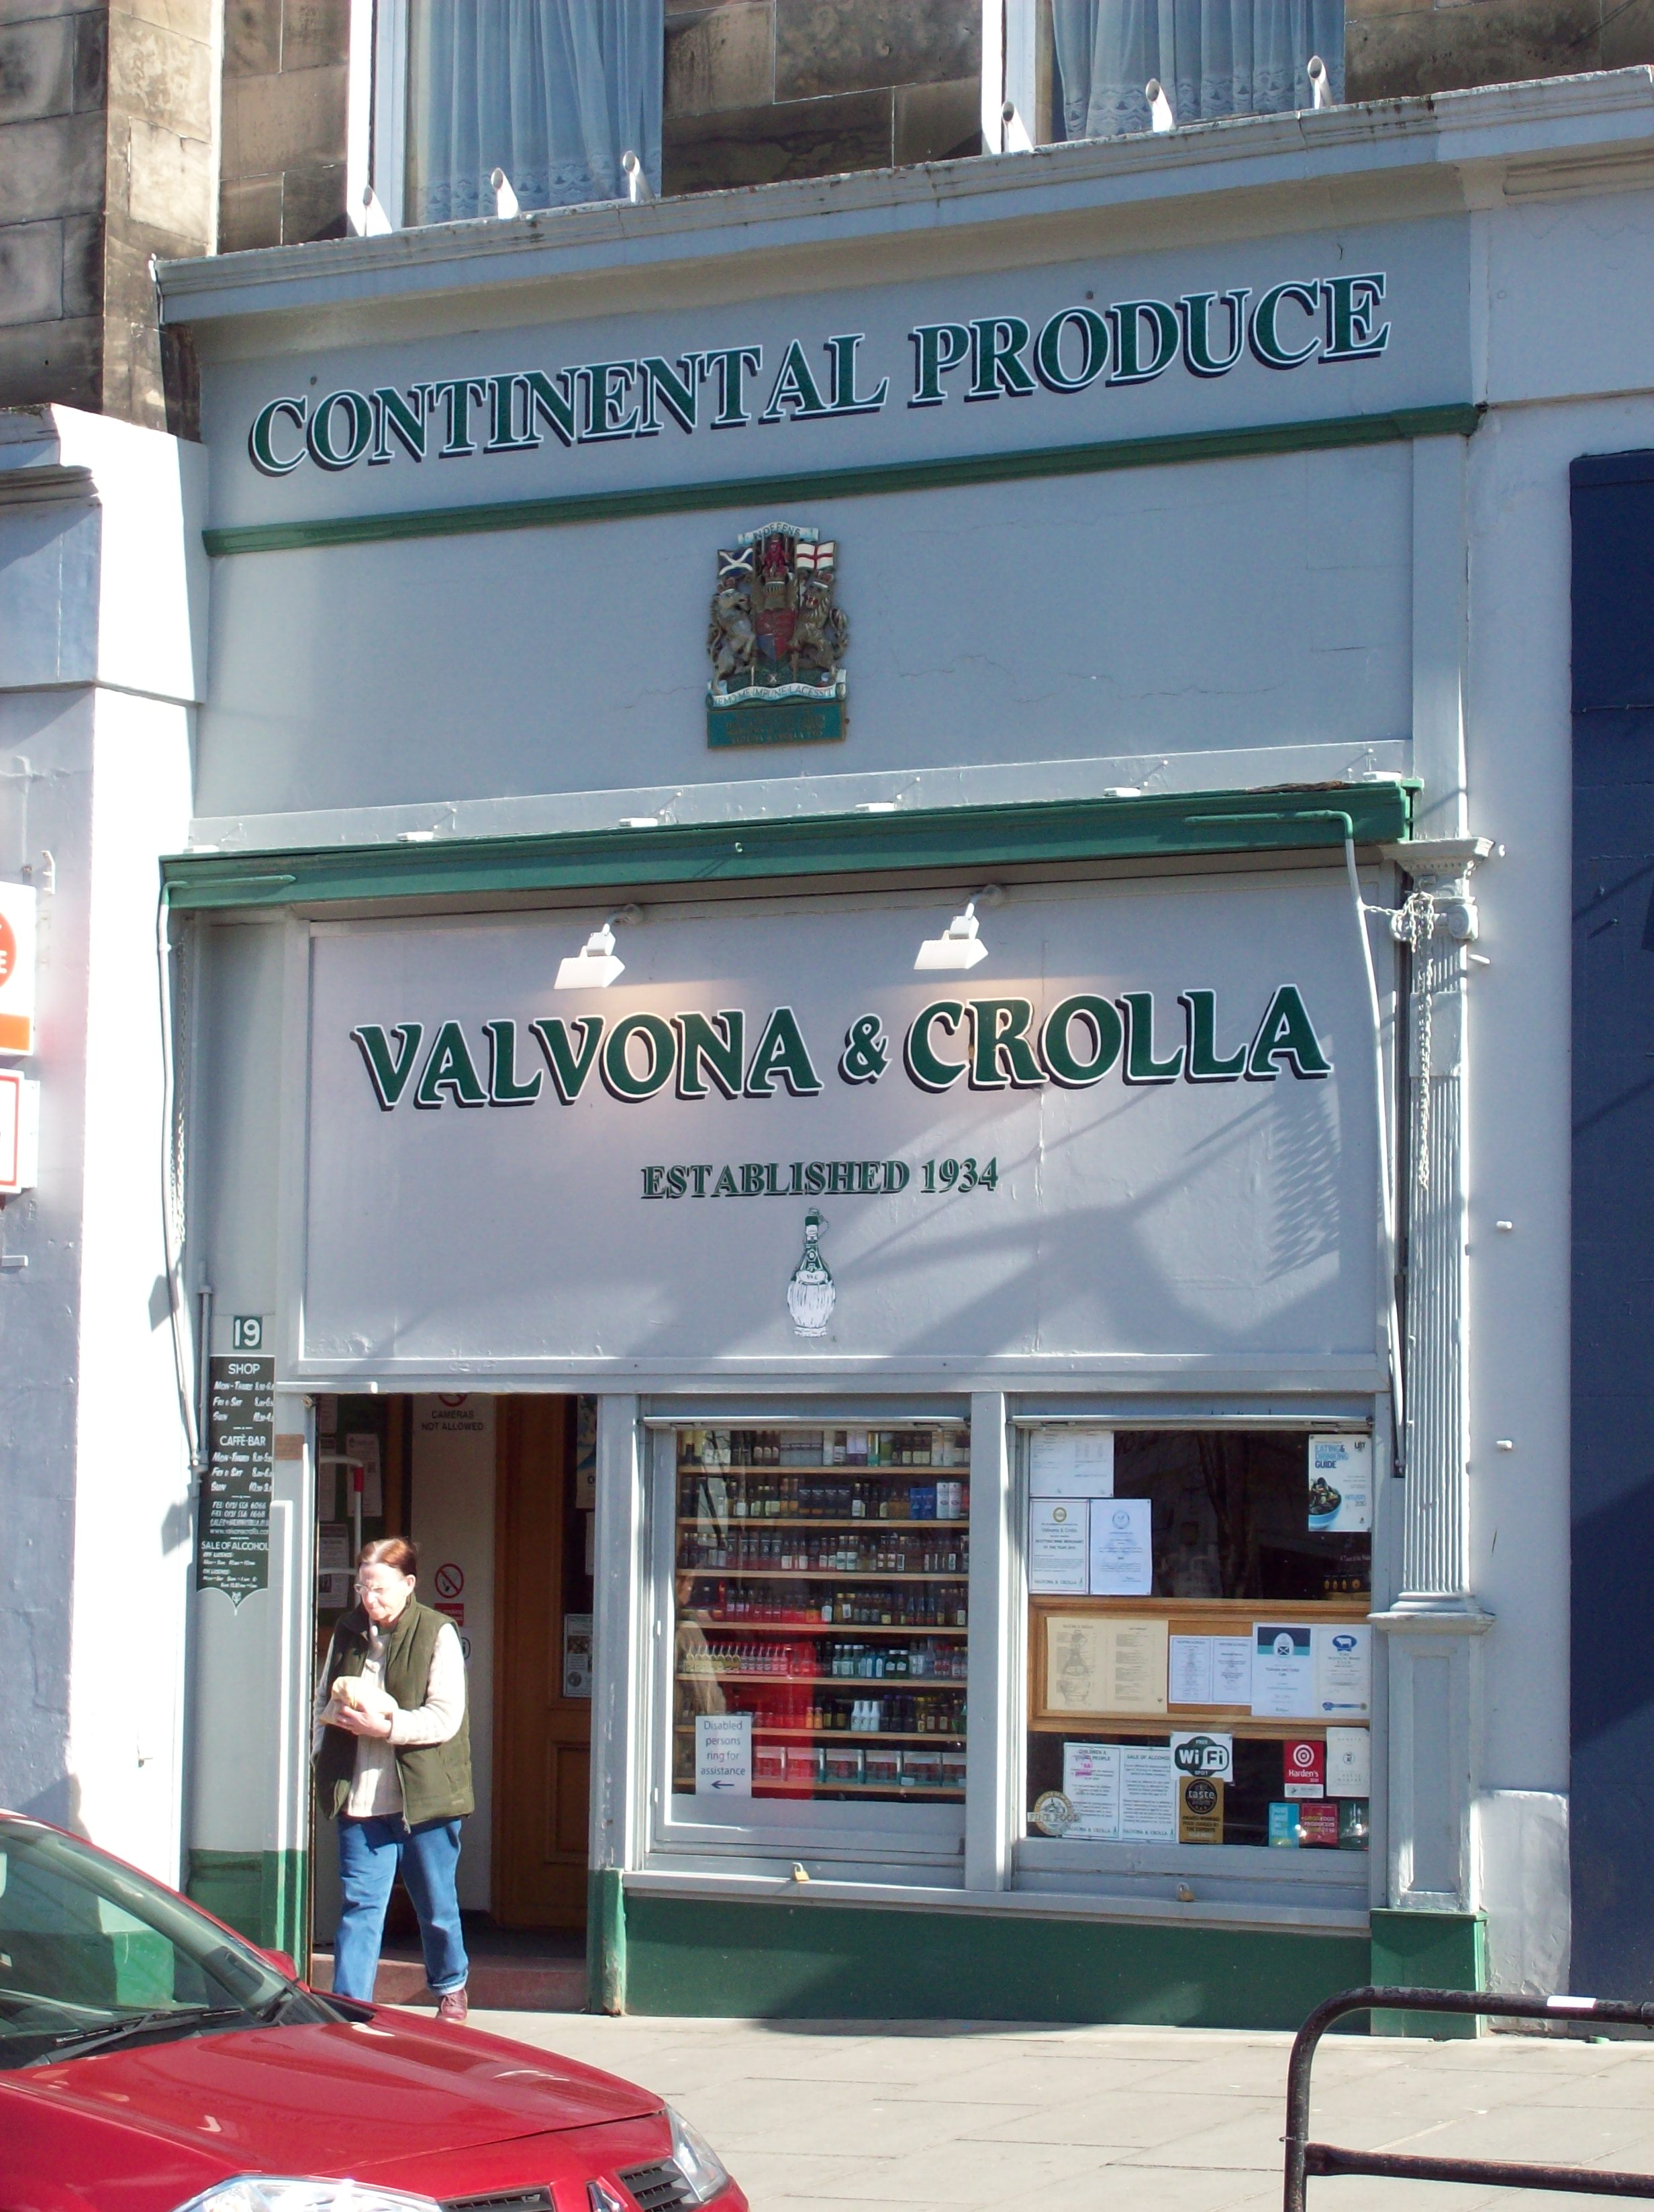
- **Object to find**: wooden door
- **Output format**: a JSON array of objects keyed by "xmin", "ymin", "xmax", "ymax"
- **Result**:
[{"xmin": 494, "ymin": 1397, "xmax": 592, "ymax": 1927}]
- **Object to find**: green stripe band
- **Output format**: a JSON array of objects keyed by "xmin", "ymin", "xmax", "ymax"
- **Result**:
[
  {"xmin": 202, "ymin": 403, "xmax": 1483, "ymax": 559},
  {"xmin": 164, "ymin": 783, "xmax": 1417, "ymax": 911}
]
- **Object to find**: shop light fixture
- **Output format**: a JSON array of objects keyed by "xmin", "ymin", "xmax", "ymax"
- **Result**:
[
  {"xmin": 915, "ymin": 887, "xmax": 1002, "ymax": 971},
  {"xmin": 555, "ymin": 907, "xmax": 640, "ymax": 990}
]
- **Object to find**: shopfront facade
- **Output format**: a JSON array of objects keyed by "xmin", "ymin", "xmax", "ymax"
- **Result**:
[{"xmin": 148, "ymin": 70, "xmax": 1637, "ymax": 2023}]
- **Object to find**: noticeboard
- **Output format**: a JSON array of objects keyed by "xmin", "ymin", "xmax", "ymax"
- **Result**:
[{"xmin": 197, "ymin": 1356, "xmax": 275, "ymax": 1605}]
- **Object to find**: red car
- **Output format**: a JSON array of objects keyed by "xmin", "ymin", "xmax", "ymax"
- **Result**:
[{"xmin": 0, "ymin": 1812, "xmax": 744, "ymax": 2212}]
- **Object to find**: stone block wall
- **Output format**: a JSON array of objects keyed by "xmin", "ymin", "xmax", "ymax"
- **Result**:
[
  {"xmin": 0, "ymin": 1, "xmax": 212, "ymax": 432},
  {"xmin": 220, "ymin": 0, "xmax": 350, "ymax": 252},
  {"xmin": 664, "ymin": 0, "xmax": 981, "ymax": 195},
  {"xmin": 1347, "ymin": 0, "xmax": 1654, "ymax": 101}
]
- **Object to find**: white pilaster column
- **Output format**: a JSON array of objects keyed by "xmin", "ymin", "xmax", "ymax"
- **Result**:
[{"xmin": 1373, "ymin": 850, "xmax": 1493, "ymax": 1912}]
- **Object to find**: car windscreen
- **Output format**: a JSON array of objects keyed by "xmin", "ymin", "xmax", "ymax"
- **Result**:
[{"xmin": 0, "ymin": 1821, "xmax": 336, "ymax": 2068}]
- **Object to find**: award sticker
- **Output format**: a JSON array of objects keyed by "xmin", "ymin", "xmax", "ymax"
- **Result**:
[{"xmin": 1032, "ymin": 1789, "xmax": 1077, "ymax": 1837}]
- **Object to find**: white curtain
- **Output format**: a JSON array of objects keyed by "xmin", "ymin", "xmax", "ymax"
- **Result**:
[
  {"xmin": 1052, "ymin": 0, "xmax": 1343, "ymax": 140},
  {"xmin": 407, "ymin": 0, "xmax": 663, "ymax": 226}
]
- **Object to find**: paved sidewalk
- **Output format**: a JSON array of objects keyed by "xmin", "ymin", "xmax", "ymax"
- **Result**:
[{"xmin": 465, "ymin": 2010, "xmax": 1654, "ymax": 2212}]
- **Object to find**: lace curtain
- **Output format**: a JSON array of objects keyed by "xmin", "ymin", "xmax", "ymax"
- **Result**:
[
  {"xmin": 407, "ymin": 0, "xmax": 663, "ymax": 226},
  {"xmin": 1052, "ymin": 0, "xmax": 1344, "ymax": 140}
]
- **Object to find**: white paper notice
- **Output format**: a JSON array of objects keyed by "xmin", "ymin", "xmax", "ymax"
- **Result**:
[
  {"xmin": 1028, "ymin": 1499, "xmax": 1089, "ymax": 1594},
  {"xmin": 1029, "ymin": 1426, "xmax": 1116, "ymax": 1498},
  {"xmin": 1119, "ymin": 1746, "xmax": 1178, "ymax": 1842},
  {"xmin": 1308, "ymin": 1435, "xmax": 1373, "ymax": 1532},
  {"xmin": 1213, "ymin": 1637, "xmax": 1253, "ymax": 1707},
  {"xmin": 1168, "ymin": 1634, "xmax": 1214, "ymax": 1707},
  {"xmin": 1314, "ymin": 1624, "xmax": 1372, "ymax": 1717},
  {"xmin": 1088, "ymin": 1497, "xmax": 1153, "ymax": 1595},
  {"xmin": 1326, "ymin": 1726, "xmax": 1371, "ymax": 1797},
  {"xmin": 1251, "ymin": 1623, "xmax": 1317, "ymax": 1719},
  {"xmin": 318, "ymin": 1522, "xmax": 350, "ymax": 1574},
  {"xmin": 695, "ymin": 1712, "xmax": 752, "ymax": 1798},
  {"xmin": 1062, "ymin": 1742, "xmax": 1122, "ymax": 1839}
]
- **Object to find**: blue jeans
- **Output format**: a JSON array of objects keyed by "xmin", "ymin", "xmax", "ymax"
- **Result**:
[{"xmin": 333, "ymin": 1815, "xmax": 469, "ymax": 1999}]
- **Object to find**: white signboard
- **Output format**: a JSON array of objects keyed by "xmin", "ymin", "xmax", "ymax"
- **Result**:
[
  {"xmin": 0, "ymin": 1070, "xmax": 39, "ymax": 1194},
  {"xmin": 1028, "ymin": 1499, "xmax": 1089, "ymax": 1594},
  {"xmin": 1314, "ymin": 1623, "xmax": 1371, "ymax": 1717},
  {"xmin": 1251, "ymin": 1623, "xmax": 1316, "ymax": 1719},
  {"xmin": 1088, "ymin": 1497, "xmax": 1153, "ymax": 1597},
  {"xmin": 695, "ymin": 1712, "xmax": 752, "ymax": 1798},
  {"xmin": 1028, "ymin": 1427, "xmax": 1115, "ymax": 1498},
  {"xmin": 1326, "ymin": 1726, "xmax": 1371, "ymax": 1797},
  {"xmin": 1061, "ymin": 1742, "xmax": 1122, "ymax": 1840},
  {"xmin": 300, "ymin": 877, "xmax": 1373, "ymax": 1374},
  {"xmin": 1308, "ymin": 1434, "xmax": 1372, "ymax": 1531}
]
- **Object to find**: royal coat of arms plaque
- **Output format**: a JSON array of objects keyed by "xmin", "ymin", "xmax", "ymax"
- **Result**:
[{"xmin": 706, "ymin": 521, "xmax": 848, "ymax": 747}]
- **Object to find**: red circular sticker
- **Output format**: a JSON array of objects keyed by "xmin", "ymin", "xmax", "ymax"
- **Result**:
[
  {"xmin": 434, "ymin": 1561, "xmax": 465, "ymax": 1599},
  {"xmin": 1290, "ymin": 1742, "xmax": 1318, "ymax": 1770},
  {"xmin": 0, "ymin": 914, "xmax": 16, "ymax": 985}
]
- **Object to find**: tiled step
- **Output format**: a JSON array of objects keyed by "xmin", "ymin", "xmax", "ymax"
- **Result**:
[{"xmin": 310, "ymin": 1950, "xmax": 587, "ymax": 2011}]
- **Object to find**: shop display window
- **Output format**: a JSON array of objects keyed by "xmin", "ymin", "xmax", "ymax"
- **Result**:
[
  {"xmin": 1022, "ymin": 1426, "xmax": 1371, "ymax": 1856},
  {"xmin": 671, "ymin": 1423, "xmax": 969, "ymax": 1809}
]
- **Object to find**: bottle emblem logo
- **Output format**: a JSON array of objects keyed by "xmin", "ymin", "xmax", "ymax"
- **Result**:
[{"xmin": 786, "ymin": 1208, "xmax": 836, "ymax": 1337}]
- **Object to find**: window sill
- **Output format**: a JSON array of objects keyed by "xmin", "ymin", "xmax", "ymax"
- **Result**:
[{"xmin": 626, "ymin": 1862, "xmax": 1369, "ymax": 1935}]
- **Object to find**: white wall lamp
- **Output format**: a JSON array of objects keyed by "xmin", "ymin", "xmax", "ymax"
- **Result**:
[
  {"xmin": 1308, "ymin": 55, "xmax": 1332, "ymax": 109},
  {"xmin": 490, "ymin": 167, "xmax": 520, "ymax": 219},
  {"xmin": 555, "ymin": 906, "xmax": 640, "ymax": 990},
  {"xmin": 1146, "ymin": 79, "xmax": 1177, "ymax": 132},
  {"xmin": 915, "ymin": 887, "xmax": 1003, "ymax": 972}
]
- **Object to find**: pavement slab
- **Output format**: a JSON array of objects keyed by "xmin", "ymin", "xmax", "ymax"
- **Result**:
[{"xmin": 463, "ymin": 2011, "xmax": 1654, "ymax": 2212}]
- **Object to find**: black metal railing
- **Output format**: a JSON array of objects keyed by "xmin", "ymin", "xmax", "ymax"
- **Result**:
[{"xmin": 1285, "ymin": 1986, "xmax": 1654, "ymax": 2212}]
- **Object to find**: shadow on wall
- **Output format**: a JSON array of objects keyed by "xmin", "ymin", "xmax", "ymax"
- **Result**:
[{"xmin": 20, "ymin": 1771, "xmax": 88, "ymax": 1838}]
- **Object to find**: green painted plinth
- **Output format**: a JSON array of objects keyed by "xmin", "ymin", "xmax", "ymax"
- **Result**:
[
  {"xmin": 1370, "ymin": 1909, "xmax": 1486, "ymax": 2038},
  {"xmin": 622, "ymin": 1893, "xmax": 1369, "ymax": 2029},
  {"xmin": 187, "ymin": 1848, "xmax": 309, "ymax": 1968},
  {"xmin": 707, "ymin": 695, "xmax": 844, "ymax": 748}
]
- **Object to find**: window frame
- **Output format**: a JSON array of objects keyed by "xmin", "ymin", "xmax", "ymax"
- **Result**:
[
  {"xmin": 644, "ymin": 1410, "xmax": 974, "ymax": 1878},
  {"xmin": 1007, "ymin": 1407, "xmax": 1383, "ymax": 1920}
]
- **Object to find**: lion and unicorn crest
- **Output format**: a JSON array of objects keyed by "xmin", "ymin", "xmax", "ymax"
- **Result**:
[{"xmin": 708, "ymin": 522, "xmax": 849, "ymax": 705}]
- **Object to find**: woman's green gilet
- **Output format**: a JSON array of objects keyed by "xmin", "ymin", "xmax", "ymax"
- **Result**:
[{"xmin": 314, "ymin": 1596, "xmax": 473, "ymax": 1827}]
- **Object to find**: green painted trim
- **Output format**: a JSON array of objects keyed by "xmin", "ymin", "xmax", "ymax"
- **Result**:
[
  {"xmin": 186, "ymin": 1848, "xmax": 308, "ymax": 1962},
  {"xmin": 163, "ymin": 783, "xmax": 1416, "ymax": 912},
  {"xmin": 587, "ymin": 1868, "xmax": 627, "ymax": 2015},
  {"xmin": 622, "ymin": 1893, "xmax": 1369, "ymax": 2029},
  {"xmin": 1370, "ymin": 1909, "xmax": 1487, "ymax": 2038},
  {"xmin": 202, "ymin": 404, "xmax": 1483, "ymax": 559}
]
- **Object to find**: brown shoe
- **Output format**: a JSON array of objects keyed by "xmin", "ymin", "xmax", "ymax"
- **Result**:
[{"xmin": 436, "ymin": 1987, "xmax": 469, "ymax": 2024}]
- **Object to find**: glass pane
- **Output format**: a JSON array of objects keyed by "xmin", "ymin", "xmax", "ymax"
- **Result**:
[
  {"xmin": 0, "ymin": 1822, "xmax": 328, "ymax": 2069},
  {"xmin": 1024, "ymin": 1427, "xmax": 1371, "ymax": 1856},
  {"xmin": 1046, "ymin": 0, "xmax": 1345, "ymax": 142},
  {"xmin": 673, "ymin": 1425, "xmax": 969, "ymax": 1806},
  {"xmin": 405, "ymin": 0, "xmax": 663, "ymax": 227}
]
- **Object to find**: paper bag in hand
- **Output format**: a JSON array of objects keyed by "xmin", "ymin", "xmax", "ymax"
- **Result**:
[{"xmin": 323, "ymin": 1675, "xmax": 397, "ymax": 1729}]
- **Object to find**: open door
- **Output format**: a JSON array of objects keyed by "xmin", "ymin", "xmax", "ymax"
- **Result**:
[{"xmin": 494, "ymin": 1397, "xmax": 593, "ymax": 1928}]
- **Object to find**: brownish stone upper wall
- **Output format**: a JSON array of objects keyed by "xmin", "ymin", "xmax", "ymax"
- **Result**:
[
  {"xmin": 1347, "ymin": 0, "xmax": 1654, "ymax": 101},
  {"xmin": 219, "ymin": 0, "xmax": 350, "ymax": 252},
  {"xmin": 0, "ymin": 1, "xmax": 211, "ymax": 431},
  {"xmin": 664, "ymin": 0, "xmax": 981, "ymax": 195}
]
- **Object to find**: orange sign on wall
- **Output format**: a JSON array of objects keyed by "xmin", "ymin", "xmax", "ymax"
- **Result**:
[{"xmin": 0, "ymin": 884, "xmax": 36, "ymax": 1055}]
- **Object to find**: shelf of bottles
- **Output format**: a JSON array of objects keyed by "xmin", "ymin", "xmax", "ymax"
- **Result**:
[{"xmin": 674, "ymin": 1423, "xmax": 970, "ymax": 1801}]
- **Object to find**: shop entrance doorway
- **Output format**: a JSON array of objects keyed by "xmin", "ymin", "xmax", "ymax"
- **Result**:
[
  {"xmin": 495, "ymin": 1396, "xmax": 593, "ymax": 1927},
  {"xmin": 309, "ymin": 1393, "xmax": 593, "ymax": 1995}
]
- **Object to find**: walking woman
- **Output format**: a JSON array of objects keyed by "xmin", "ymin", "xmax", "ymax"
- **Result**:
[{"xmin": 313, "ymin": 1536, "xmax": 472, "ymax": 2020}]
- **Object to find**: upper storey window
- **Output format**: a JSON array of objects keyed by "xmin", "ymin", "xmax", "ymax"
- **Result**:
[
  {"xmin": 1017, "ymin": 0, "xmax": 1344, "ymax": 144},
  {"xmin": 379, "ymin": 0, "xmax": 663, "ymax": 228}
]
